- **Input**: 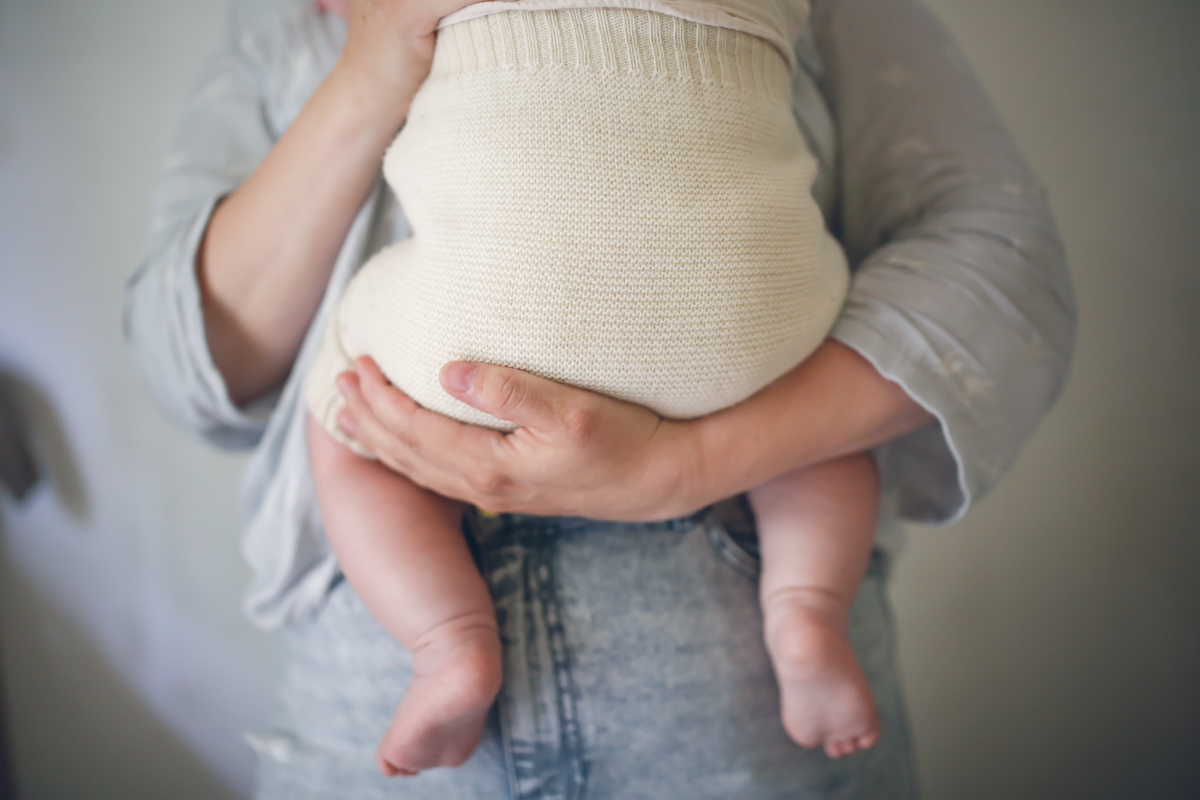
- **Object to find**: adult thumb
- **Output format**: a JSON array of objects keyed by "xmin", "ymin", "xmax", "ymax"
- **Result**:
[{"xmin": 440, "ymin": 361, "xmax": 587, "ymax": 432}]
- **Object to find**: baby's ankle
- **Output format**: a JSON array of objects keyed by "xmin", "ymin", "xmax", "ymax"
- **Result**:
[
  {"xmin": 761, "ymin": 588, "xmax": 854, "ymax": 672},
  {"xmin": 378, "ymin": 613, "xmax": 503, "ymax": 775},
  {"xmin": 413, "ymin": 611, "xmax": 499, "ymax": 649},
  {"xmin": 760, "ymin": 586, "xmax": 880, "ymax": 756},
  {"xmin": 410, "ymin": 613, "xmax": 502, "ymax": 691}
]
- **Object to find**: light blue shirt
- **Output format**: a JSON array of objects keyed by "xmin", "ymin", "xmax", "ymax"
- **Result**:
[{"xmin": 125, "ymin": 0, "xmax": 1075, "ymax": 629}]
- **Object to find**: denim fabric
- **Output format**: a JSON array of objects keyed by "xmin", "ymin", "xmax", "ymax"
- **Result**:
[{"xmin": 254, "ymin": 508, "xmax": 918, "ymax": 799}]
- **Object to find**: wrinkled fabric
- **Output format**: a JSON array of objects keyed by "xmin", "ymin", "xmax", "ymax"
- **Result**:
[
  {"xmin": 813, "ymin": 0, "xmax": 1074, "ymax": 521},
  {"xmin": 123, "ymin": 0, "xmax": 1073, "ymax": 629},
  {"xmin": 253, "ymin": 511, "xmax": 918, "ymax": 799}
]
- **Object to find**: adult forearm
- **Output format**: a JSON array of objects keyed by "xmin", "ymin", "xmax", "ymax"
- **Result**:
[
  {"xmin": 198, "ymin": 67, "xmax": 406, "ymax": 406},
  {"xmin": 197, "ymin": 0, "xmax": 484, "ymax": 405},
  {"xmin": 332, "ymin": 340, "xmax": 933, "ymax": 523},
  {"xmin": 685, "ymin": 340, "xmax": 933, "ymax": 512}
]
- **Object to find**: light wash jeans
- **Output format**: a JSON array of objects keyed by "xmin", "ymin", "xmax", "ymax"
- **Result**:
[{"xmin": 254, "ymin": 502, "xmax": 919, "ymax": 799}]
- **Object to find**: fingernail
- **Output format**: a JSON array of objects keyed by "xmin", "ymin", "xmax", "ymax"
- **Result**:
[
  {"xmin": 441, "ymin": 362, "xmax": 477, "ymax": 394},
  {"xmin": 337, "ymin": 410, "xmax": 357, "ymax": 436}
]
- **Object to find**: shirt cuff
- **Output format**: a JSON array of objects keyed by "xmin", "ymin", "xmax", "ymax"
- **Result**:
[
  {"xmin": 127, "ymin": 196, "xmax": 274, "ymax": 448},
  {"xmin": 832, "ymin": 315, "xmax": 971, "ymax": 525}
]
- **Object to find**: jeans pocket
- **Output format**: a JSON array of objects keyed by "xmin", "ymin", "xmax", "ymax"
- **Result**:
[{"xmin": 703, "ymin": 516, "xmax": 761, "ymax": 581}]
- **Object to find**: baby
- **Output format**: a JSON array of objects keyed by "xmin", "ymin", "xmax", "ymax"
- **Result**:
[{"xmin": 305, "ymin": 0, "xmax": 881, "ymax": 775}]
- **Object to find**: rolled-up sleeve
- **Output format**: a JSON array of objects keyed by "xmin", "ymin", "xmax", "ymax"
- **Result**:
[
  {"xmin": 124, "ymin": 3, "xmax": 277, "ymax": 449},
  {"xmin": 813, "ymin": 0, "xmax": 1077, "ymax": 523}
]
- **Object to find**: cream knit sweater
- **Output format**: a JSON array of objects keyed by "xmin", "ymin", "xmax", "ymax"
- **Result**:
[{"xmin": 306, "ymin": 4, "xmax": 848, "ymax": 445}]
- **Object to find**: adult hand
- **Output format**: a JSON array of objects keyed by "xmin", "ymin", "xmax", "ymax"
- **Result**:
[
  {"xmin": 329, "ymin": 0, "xmax": 487, "ymax": 123},
  {"xmin": 335, "ymin": 358, "xmax": 709, "ymax": 521},
  {"xmin": 335, "ymin": 342, "xmax": 935, "ymax": 522}
]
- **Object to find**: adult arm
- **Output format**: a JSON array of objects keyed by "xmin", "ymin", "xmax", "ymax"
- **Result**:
[
  {"xmin": 196, "ymin": 65, "xmax": 401, "ymax": 407},
  {"xmin": 124, "ymin": 0, "xmax": 483, "ymax": 437},
  {"xmin": 200, "ymin": 0, "xmax": 481, "ymax": 405},
  {"xmin": 336, "ymin": 341, "xmax": 930, "ymax": 521},
  {"xmin": 336, "ymin": 0, "xmax": 1074, "ymax": 523}
]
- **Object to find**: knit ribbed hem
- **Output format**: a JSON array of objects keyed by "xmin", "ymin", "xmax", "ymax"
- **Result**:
[{"xmin": 431, "ymin": 8, "xmax": 791, "ymax": 96}]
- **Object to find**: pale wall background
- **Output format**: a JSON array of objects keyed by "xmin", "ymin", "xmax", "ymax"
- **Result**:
[{"xmin": 0, "ymin": 1, "xmax": 1196, "ymax": 798}]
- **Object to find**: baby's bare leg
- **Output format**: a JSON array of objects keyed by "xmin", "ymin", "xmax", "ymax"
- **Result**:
[
  {"xmin": 308, "ymin": 416, "xmax": 501, "ymax": 776},
  {"xmin": 748, "ymin": 453, "xmax": 881, "ymax": 759}
]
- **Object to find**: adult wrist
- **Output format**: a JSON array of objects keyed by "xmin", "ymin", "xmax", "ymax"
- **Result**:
[
  {"xmin": 686, "ymin": 409, "xmax": 773, "ymax": 513},
  {"xmin": 645, "ymin": 417, "xmax": 721, "ymax": 521},
  {"xmin": 326, "ymin": 58, "xmax": 416, "ymax": 136}
]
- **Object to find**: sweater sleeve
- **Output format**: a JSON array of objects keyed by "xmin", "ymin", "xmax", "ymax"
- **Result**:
[
  {"xmin": 123, "ymin": 0, "xmax": 308, "ymax": 450},
  {"xmin": 811, "ymin": 0, "xmax": 1076, "ymax": 523}
]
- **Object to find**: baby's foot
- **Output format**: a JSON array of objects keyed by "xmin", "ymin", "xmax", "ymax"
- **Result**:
[
  {"xmin": 376, "ymin": 615, "xmax": 502, "ymax": 777},
  {"xmin": 764, "ymin": 590, "xmax": 880, "ymax": 759}
]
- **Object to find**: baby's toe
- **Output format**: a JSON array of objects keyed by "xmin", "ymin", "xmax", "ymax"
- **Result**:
[
  {"xmin": 825, "ymin": 740, "xmax": 852, "ymax": 759},
  {"xmin": 856, "ymin": 730, "xmax": 880, "ymax": 751}
]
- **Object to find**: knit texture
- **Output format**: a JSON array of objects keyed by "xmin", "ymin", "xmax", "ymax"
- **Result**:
[
  {"xmin": 439, "ymin": 0, "xmax": 810, "ymax": 71},
  {"xmin": 306, "ymin": 8, "xmax": 848, "ymax": 445}
]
